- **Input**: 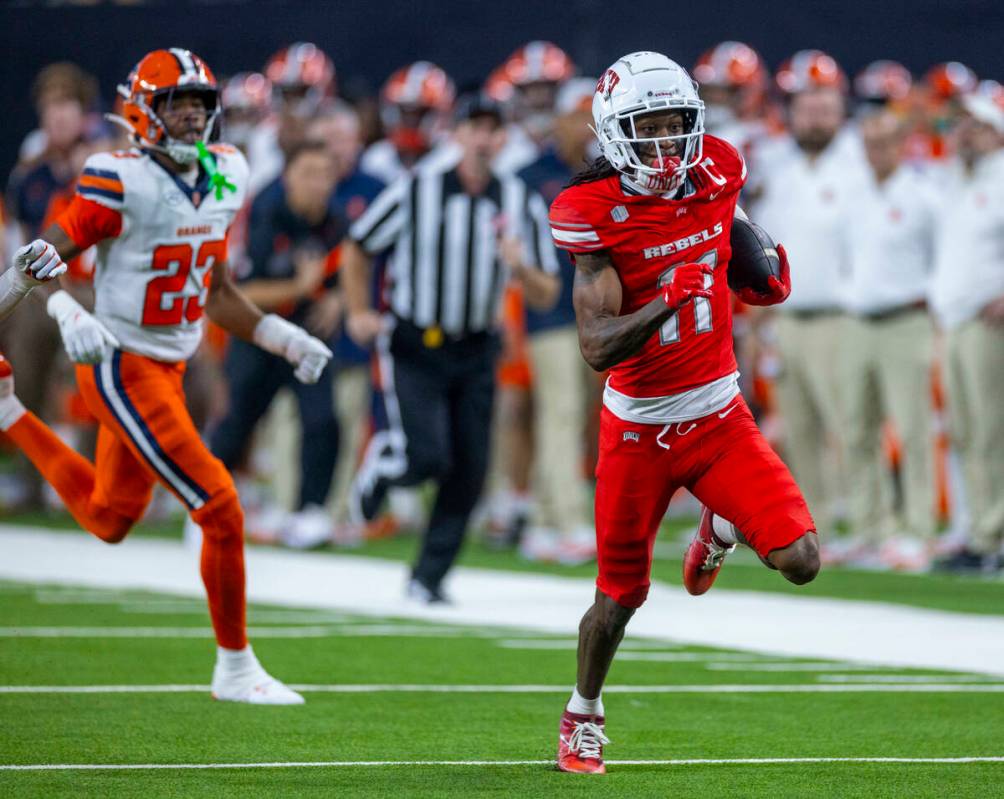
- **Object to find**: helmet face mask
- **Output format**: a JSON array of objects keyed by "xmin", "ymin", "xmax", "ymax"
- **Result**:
[
  {"xmin": 592, "ymin": 53, "xmax": 705, "ymax": 192},
  {"xmin": 153, "ymin": 88, "xmax": 220, "ymax": 164}
]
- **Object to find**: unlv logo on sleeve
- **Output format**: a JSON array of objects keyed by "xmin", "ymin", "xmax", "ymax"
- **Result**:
[{"xmin": 596, "ymin": 69, "xmax": 621, "ymax": 99}]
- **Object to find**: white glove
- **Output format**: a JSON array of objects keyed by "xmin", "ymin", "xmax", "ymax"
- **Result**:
[
  {"xmin": 47, "ymin": 290, "xmax": 120, "ymax": 365},
  {"xmin": 253, "ymin": 313, "xmax": 333, "ymax": 385},
  {"xmin": 15, "ymin": 240, "xmax": 67, "ymax": 282}
]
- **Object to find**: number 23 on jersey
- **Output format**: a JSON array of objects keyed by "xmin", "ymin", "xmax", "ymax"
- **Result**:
[{"xmin": 142, "ymin": 240, "xmax": 225, "ymax": 326}]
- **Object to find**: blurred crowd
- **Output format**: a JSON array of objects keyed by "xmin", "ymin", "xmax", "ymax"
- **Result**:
[{"xmin": 3, "ymin": 40, "xmax": 1003, "ymax": 575}]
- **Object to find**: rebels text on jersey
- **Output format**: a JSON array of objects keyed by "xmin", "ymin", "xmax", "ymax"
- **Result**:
[
  {"xmin": 549, "ymin": 135, "xmax": 746, "ymax": 419},
  {"xmin": 55, "ymin": 145, "xmax": 249, "ymax": 363}
]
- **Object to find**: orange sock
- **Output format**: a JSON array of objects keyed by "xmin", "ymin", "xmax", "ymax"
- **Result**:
[
  {"xmin": 192, "ymin": 491, "xmax": 248, "ymax": 650},
  {"xmin": 5, "ymin": 412, "xmax": 136, "ymax": 542}
]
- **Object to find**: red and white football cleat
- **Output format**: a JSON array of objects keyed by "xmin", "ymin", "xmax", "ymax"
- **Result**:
[
  {"xmin": 557, "ymin": 709, "xmax": 609, "ymax": 774},
  {"xmin": 682, "ymin": 506, "xmax": 736, "ymax": 596}
]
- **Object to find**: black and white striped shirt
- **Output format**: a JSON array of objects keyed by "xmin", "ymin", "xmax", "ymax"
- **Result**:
[{"xmin": 349, "ymin": 154, "xmax": 559, "ymax": 336}]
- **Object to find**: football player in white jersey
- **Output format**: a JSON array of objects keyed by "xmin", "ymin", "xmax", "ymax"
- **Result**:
[{"xmin": 0, "ymin": 48, "xmax": 332, "ymax": 704}]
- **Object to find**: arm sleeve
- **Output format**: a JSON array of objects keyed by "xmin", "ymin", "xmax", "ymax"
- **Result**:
[
  {"xmin": 53, "ymin": 194, "xmax": 122, "ymax": 250},
  {"xmin": 348, "ymin": 176, "xmax": 410, "ymax": 254},
  {"xmin": 548, "ymin": 190, "xmax": 606, "ymax": 253}
]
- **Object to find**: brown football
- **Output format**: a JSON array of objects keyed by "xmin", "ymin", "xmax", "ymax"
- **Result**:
[{"xmin": 727, "ymin": 217, "xmax": 781, "ymax": 294}]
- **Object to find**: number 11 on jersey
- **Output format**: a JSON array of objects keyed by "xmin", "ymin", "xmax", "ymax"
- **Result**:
[{"xmin": 657, "ymin": 249, "xmax": 717, "ymax": 345}]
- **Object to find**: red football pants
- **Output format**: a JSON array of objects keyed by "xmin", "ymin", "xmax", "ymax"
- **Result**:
[{"xmin": 594, "ymin": 396, "xmax": 814, "ymax": 608}]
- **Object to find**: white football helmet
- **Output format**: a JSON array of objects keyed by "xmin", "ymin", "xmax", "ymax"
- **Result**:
[{"xmin": 592, "ymin": 51, "xmax": 705, "ymax": 190}]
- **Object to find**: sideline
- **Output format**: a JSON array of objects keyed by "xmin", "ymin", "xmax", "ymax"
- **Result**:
[{"xmin": 1, "ymin": 526, "xmax": 1002, "ymax": 676}]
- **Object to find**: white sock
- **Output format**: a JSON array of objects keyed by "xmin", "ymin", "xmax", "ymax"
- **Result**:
[
  {"xmin": 711, "ymin": 515, "xmax": 739, "ymax": 545},
  {"xmin": 0, "ymin": 394, "xmax": 25, "ymax": 432},
  {"xmin": 566, "ymin": 687, "xmax": 604, "ymax": 717},
  {"xmin": 216, "ymin": 644, "xmax": 257, "ymax": 673}
]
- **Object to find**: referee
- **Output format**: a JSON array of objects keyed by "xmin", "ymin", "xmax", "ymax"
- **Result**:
[{"xmin": 341, "ymin": 95, "xmax": 560, "ymax": 602}]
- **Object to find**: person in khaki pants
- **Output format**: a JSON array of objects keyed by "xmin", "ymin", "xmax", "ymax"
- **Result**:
[
  {"xmin": 755, "ymin": 55, "xmax": 868, "ymax": 534},
  {"xmin": 930, "ymin": 95, "xmax": 1004, "ymax": 573},
  {"xmin": 838, "ymin": 110, "xmax": 939, "ymax": 565}
]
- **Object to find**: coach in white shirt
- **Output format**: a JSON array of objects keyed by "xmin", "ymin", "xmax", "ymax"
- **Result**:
[
  {"xmin": 757, "ymin": 85, "xmax": 867, "ymax": 531},
  {"xmin": 840, "ymin": 109, "xmax": 939, "ymax": 548},
  {"xmin": 929, "ymin": 95, "xmax": 1004, "ymax": 568}
]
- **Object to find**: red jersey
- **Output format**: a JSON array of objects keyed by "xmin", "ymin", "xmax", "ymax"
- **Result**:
[{"xmin": 549, "ymin": 135, "xmax": 746, "ymax": 420}]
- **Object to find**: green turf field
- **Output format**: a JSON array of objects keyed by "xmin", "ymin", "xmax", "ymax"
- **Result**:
[
  {"xmin": 0, "ymin": 579, "xmax": 1001, "ymax": 798},
  {"xmin": 6, "ymin": 507, "xmax": 1004, "ymax": 616}
]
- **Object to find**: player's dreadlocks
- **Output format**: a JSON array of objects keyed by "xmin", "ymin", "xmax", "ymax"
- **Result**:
[{"xmin": 568, "ymin": 156, "xmax": 619, "ymax": 186}]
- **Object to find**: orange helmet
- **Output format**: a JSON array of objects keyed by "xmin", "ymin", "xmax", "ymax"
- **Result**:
[
  {"xmin": 495, "ymin": 41, "xmax": 576, "ymax": 92},
  {"xmin": 775, "ymin": 49, "xmax": 847, "ymax": 95},
  {"xmin": 854, "ymin": 60, "xmax": 913, "ymax": 103},
  {"xmin": 221, "ymin": 71, "xmax": 272, "ymax": 114},
  {"xmin": 382, "ymin": 61, "xmax": 455, "ymax": 111},
  {"xmin": 484, "ymin": 65, "xmax": 516, "ymax": 104},
  {"xmin": 265, "ymin": 42, "xmax": 335, "ymax": 113},
  {"xmin": 693, "ymin": 42, "xmax": 766, "ymax": 89},
  {"xmin": 114, "ymin": 48, "xmax": 220, "ymax": 163},
  {"xmin": 381, "ymin": 62, "xmax": 455, "ymax": 156},
  {"xmin": 924, "ymin": 62, "xmax": 978, "ymax": 100},
  {"xmin": 977, "ymin": 79, "xmax": 1004, "ymax": 109}
]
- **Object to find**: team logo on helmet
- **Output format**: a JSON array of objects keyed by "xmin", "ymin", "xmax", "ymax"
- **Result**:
[{"xmin": 596, "ymin": 69, "xmax": 621, "ymax": 100}]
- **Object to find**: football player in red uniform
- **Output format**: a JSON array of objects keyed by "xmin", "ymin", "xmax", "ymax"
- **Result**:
[{"xmin": 548, "ymin": 51, "xmax": 819, "ymax": 774}]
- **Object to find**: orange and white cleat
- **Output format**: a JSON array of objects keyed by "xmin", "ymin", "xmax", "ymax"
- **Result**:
[
  {"xmin": 682, "ymin": 506, "xmax": 736, "ymax": 596},
  {"xmin": 557, "ymin": 709, "xmax": 609, "ymax": 774}
]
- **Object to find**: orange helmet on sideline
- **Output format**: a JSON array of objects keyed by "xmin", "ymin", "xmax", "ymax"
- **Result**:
[
  {"xmin": 265, "ymin": 42, "xmax": 335, "ymax": 114},
  {"xmin": 380, "ymin": 62, "xmax": 456, "ymax": 154},
  {"xmin": 496, "ymin": 40, "xmax": 576, "ymax": 88},
  {"xmin": 694, "ymin": 41, "xmax": 767, "ymax": 90},
  {"xmin": 854, "ymin": 60, "xmax": 913, "ymax": 103},
  {"xmin": 775, "ymin": 49, "xmax": 847, "ymax": 95},
  {"xmin": 924, "ymin": 61, "xmax": 978, "ymax": 100}
]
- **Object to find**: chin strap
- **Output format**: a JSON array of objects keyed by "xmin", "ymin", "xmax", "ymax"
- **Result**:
[{"xmin": 195, "ymin": 141, "xmax": 237, "ymax": 200}]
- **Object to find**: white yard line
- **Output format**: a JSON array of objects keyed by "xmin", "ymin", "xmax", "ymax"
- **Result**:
[
  {"xmin": 1, "ymin": 526, "xmax": 1003, "ymax": 676},
  {"xmin": 3, "ymin": 683, "xmax": 1004, "ymax": 695},
  {"xmin": 818, "ymin": 674, "xmax": 999, "ymax": 683},
  {"xmin": 495, "ymin": 638, "xmax": 680, "ymax": 650},
  {"xmin": 0, "ymin": 626, "xmax": 343, "ymax": 638},
  {"xmin": 0, "ymin": 624, "xmax": 500, "ymax": 639},
  {"xmin": 2, "ymin": 756, "xmax": 1003, "ymax": 771},
  {"xmin": 615, "ymin": 652, "xmax": 790, "ymax": 663},
  {"xmin": 705, "ymin": 662, "xmax": 885, "ymax": 672}
]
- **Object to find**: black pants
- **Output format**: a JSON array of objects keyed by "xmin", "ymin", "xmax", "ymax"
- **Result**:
[
  {"xmin": 209, "ymin": 338, "xmax": 338, "ymax": 509},
  {"xmin": 379, "ymin": 319, "xmax": 497, "ymax": 589}
]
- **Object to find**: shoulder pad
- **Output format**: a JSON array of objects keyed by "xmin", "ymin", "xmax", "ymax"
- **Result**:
[{"xmin": 76, "ymin": 152, "xmax": 127, "ymax": 209}]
